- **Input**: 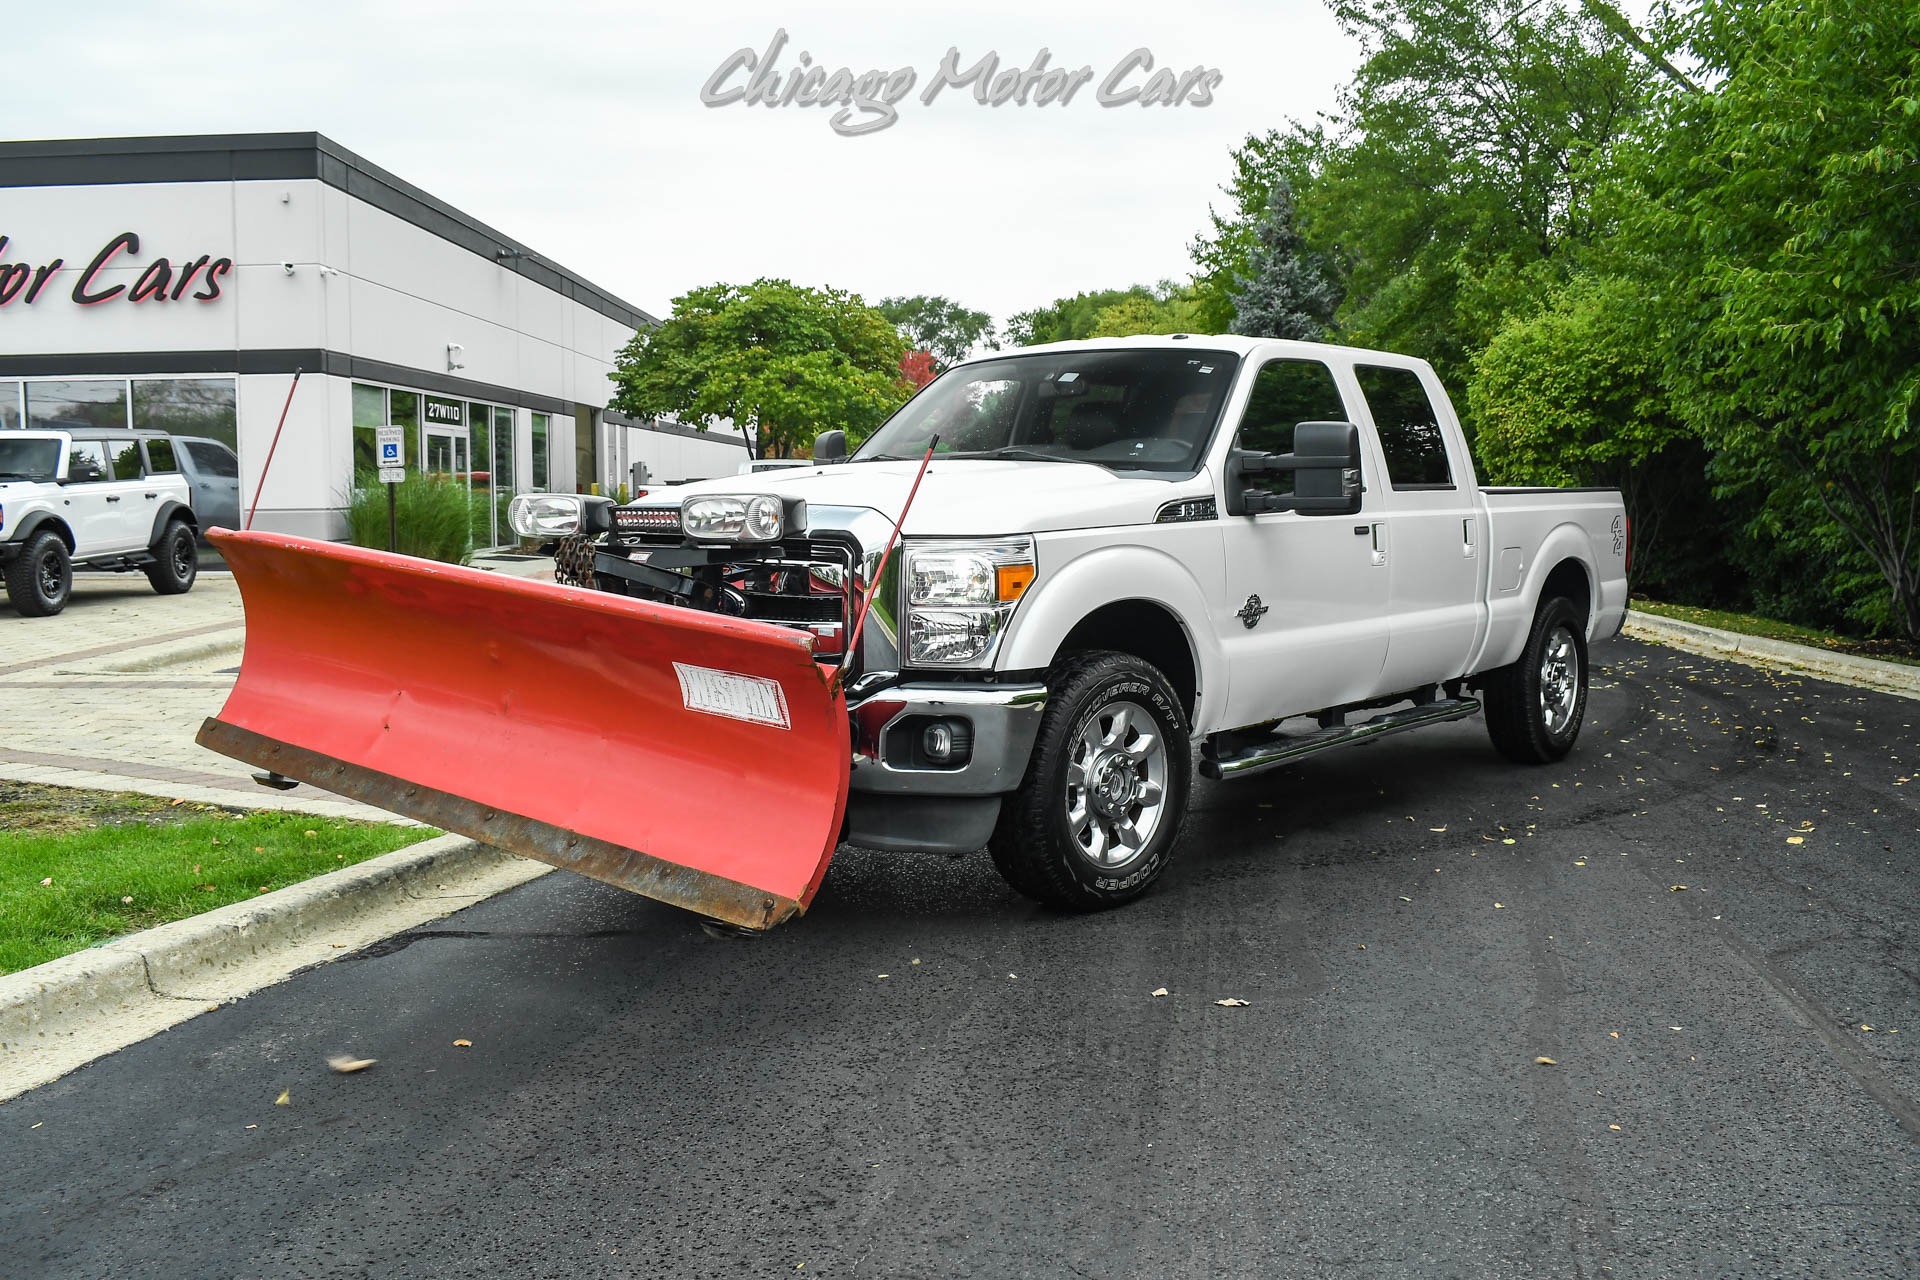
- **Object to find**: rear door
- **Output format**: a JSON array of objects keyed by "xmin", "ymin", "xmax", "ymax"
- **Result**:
[
  {"xmin": 1352, "ymin": 363, "xmax": 1487, "ymax": 691},
  {"xmin": 104, "ymin": 437, "xmax": 158, "ymax": 550},
  {"xmin": 60, "ymin": 440, "xmax": 120, "ymax": 554},
  {"xmin": 1216, "ymin": 353, "xmax": 1391, "ymax": 728}
]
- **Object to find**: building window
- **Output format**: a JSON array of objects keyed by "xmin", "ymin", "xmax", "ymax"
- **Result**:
[
  {"xmin": 0, "ymin": 381, "xmax": 19, "ymax": 430},
  {"xmin": 575, "ymin": 406, "xmax": 598, "ymax": 494},
  {"xmin": 132, "ymin": 379, "xmax": 238, "ymax": 457},
  {"xmin": 26, "ymin": 380, "xmax": 128, "ymax": 432},
  {"xmin": 531, "ymin": 413, "xmax": 549, "ymax": 490}
]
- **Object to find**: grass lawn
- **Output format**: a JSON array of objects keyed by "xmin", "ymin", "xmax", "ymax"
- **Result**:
[
  {"xmin": 0, "ymin": 782, "xmax": 440, "ymax": 975},
  {"xmin": 1631, "ymin": 597, "xmax": 1920, "ymax": 668}
]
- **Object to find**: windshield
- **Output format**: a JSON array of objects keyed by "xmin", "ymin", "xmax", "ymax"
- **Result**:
[
  {"xmin": 854, "ymin": 348, "xmax": 1242, "ymax": 472},
  {"xmin": 0, "ymin": 436, "xmax": 62, "ymax": 481}
]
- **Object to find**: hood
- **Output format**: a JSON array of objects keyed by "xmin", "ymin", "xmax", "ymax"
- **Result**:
[{"xmin": 663, "ymin": 460, "xmax": 1210, "ymax": 536}]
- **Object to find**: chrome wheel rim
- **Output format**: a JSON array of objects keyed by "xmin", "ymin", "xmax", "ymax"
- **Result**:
[
  {"xmin": 1065, "ymin": 700, "xmax": 1168, "ymax": 868},
  {"xmin": 1539, "ymin": 627, "xmax": 1580, "ymax": 736}
]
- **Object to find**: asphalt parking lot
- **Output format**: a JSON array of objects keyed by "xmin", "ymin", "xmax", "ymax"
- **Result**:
[{"xmin": 1, "ymin": 638, "xmax": 1915, "ymax": 1278}]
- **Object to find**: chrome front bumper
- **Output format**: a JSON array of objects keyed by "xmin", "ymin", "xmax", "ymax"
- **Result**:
[{"xmin": 848, "ymin": 682, "xmax": 1048, "ymax": 797}]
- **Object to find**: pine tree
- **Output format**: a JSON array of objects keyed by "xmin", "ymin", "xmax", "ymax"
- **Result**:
[{"xmin": 1228, "ymin": 180, "xmax": 1342, "ymax": 341}]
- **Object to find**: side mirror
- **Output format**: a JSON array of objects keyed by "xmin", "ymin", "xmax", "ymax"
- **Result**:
[
  {"xmin": 1224, "ymin": 421, "xmax": 1363, "ymax": 517},
  {"xmin": 813, "ymin": 430, "xmax": 847, "ymax": 463}
]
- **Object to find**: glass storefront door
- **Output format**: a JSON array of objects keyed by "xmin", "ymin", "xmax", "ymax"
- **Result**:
[{"xmin": 424, "ymin": 426, "xmax": 467, "ymax": 482}]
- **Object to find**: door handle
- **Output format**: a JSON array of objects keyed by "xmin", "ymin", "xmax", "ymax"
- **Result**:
[
  {"xmin": 1461, "ymin": 517, "xmax": 1477, "ymax": 557},
  {"xmin": 105, "ymin": 495, "xmax": 122, "ymax": 503},
  {"xmin": 1370, "ymin": 522, "xmax": 1387, "ymax": 567},
  {"xmin": 145, "ymin": 492, "xmax": 159, "ymax": 500}
]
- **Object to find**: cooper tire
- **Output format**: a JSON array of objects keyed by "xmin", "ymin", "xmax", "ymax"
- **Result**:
[
  {"xmin": 988, "ymin": 651, "xmax": 1191, "ymax": 911},
  {"xmin": 1483, "ymin": 596, "xmax": 1588, "ymax": 764},
  {"xmin": 4, "ymin": 530, "xmax": 73, "ymax": 618},
  {"xmin": 144, "ymin": 520, "xmax": 198, "ymax": 595}
]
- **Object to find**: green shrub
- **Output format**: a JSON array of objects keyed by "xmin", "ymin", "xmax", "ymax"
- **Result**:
[{"xmin": 345, "ymin": 473, "xmax": 474, "ymax": 565}]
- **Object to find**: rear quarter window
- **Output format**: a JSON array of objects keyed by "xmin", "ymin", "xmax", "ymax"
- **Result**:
[
  {"xmin": 143, "ymin": 438, "xmax": 179, "ymax": 473},
  {"xmin": 185, "ymin": 442, "xmax": 240, "ymax": 478}
]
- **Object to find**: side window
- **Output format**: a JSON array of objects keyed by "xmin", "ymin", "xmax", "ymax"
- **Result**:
[
  {"xmin": 110, "ymin": 440, "xmax": 146, "ymax": 480},
  {"xmin": 1234, "ymin": 358, "xmax": 1346, "ymax": 494},
  {"xmin": 67, "ymin": 440, "xmax": 111, "ymax": 482},
  {"xmin": 143, "ymin": 438, "xmax": 179, "ymax": 473},
  {"xmin": 1355, "ymin": 364, "xmax": 1452, "ymax": 488},
  {"xmin": 186, "ymin": 442, "xmax": 239, "ymax": 477}
]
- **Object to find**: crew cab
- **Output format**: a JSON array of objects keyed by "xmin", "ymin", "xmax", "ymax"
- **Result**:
[
  {"xmin": 512, "ymin": 336, "xmax": 1627, "ymax": 908},
  {"xmin": 0, "ymin": 429, "xmax": 200, "ymax": 617}
]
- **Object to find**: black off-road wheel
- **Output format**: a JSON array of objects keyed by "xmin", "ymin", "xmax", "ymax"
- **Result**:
[
  {"xmin": 4, "ymin": 530, "xmax": 73, "ymax": 617},
  {"xmin": 1482, "ymin": 596, "xmax": 1589, "ymax": 764},
  {"xmin": 989, "ymin": 652, "xmax": 1192, "ymax": 911},
  {"xmin": 144, "ymin": 520, "xmax": 198, "ymax": 595}
]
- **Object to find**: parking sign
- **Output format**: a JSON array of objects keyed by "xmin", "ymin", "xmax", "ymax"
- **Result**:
[{"xmin": 375, "ymin": 426, "xmax": 404, "ymax": 470}]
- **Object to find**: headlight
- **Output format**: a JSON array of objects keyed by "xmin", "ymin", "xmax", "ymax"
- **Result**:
[
  {"xmin": 901, "ymin": 539, "xmax": 1035, "ymax": 668},
  {"xmin": 509, "ymin": 494, "xmax": 585, "ymax": 538},
  {"xmin": 682, "ymin": 494, "xmax": 804, "ymax": 543}
]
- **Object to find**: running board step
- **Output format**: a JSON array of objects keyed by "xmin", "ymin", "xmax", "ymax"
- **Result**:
[{"xmin": 1200, "ymin": 697, "xmax": 1482, "ymax": 781}]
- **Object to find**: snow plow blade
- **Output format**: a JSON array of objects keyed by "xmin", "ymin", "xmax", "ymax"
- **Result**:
[{"xmin": 196, "ymin": 530, "xmax": 849, "ymax": 931}]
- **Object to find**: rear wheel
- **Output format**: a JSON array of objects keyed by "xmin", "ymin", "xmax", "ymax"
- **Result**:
[
  {"xmin": 1483, "ymin": 595, "xmax": 1588, "ymax": 763},
  {"xmin": 144, "ymin": 520, "xmax": 198, "ymax": 595},
  {"xmin": 4, "ymin": 530, "xmax": 73, "ymax": 617},
  {"xmin": 989, "ymin": 652, "xmax": 1191, "ymax": 910}
]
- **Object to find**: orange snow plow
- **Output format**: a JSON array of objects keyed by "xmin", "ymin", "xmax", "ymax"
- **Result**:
[{"xmin": 195, "ymin": 530, "xmax": 850, "ymax": 931}]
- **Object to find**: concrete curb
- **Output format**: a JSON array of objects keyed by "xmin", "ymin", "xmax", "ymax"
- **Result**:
[
  {"xmin": 0, "ymin": 834, "xmax": 553, "ymax": 1102},
  {"xmin": 1623, "ymin": 610, "xmax": 1920, "ymax": 701}
]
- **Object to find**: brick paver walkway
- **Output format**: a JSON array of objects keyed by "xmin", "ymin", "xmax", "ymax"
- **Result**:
[{"xmin": 0, "ymin": 556, "xmax": 553, "ymax": 823}]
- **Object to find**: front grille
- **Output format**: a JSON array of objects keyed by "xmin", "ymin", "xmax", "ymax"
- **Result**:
[{"xmin": 742, "ymin": 592, "xmax": 841, "ymax": 623}]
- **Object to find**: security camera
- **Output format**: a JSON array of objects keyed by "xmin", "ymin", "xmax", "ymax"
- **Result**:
[{"xmin": 282, "ymin": 262, "xmax": 295, "ymax": 276}]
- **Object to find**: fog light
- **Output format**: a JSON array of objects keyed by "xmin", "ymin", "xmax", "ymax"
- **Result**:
[{"xmin": 923, "ymin": 721, "xmax": 955, "ymax": 763}]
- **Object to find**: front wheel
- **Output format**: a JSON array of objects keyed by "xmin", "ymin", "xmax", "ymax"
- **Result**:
[
  {"xmin": 1483, "ymin": 595, "xmax": 1589, "ymax": 764},
  {"xmin": 988, "ymin": 652, "xmax": 1191, "ymax": 910},
  {"xmin": 4, "ymin": 530, "xmax": 73, "ymax": 617},
  {"xmin": 145, "ymin": 520, "xmax": 198, "ymax": 595}
]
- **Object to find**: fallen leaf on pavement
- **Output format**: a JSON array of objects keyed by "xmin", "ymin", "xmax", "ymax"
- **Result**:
[
  {"xmin": 1609, "ymin": 1031, "xmax": 1620, "ymax": 1039},
  {"xmin": 1670, "ymin": 885, "xmax": 1688, "ymax": 892},
  {"xmin": 1214, "ymin": 998, "xmax": 1251, "ymax": 1007},
  {"xmin": 274, "ymin": 1090, "xmax": 290, "ymax": 1106},
  {"xmin": 1494, "ymin": 902, "xmax": 1506, "ymax": 909},
  {"xmin": 1608, "ymin": 1124, "xmax": 1622, "ymax": 1131},
  {"xmin": 1786, "ymin": 836, "xmax": 1804, "ymax": 845},
  {"xmin": 1534, "ymin": 1056, "xmax": 1557, "ymax": 1066},
  {"xmin": 1151, "ymin": 988, "xmax": 1169, "ymax": 998},
  {"xmin": 327, "ymin": 1055, "xmax": 377, "ymax": 1073},
  {"xmin": 453, "ymin": 1039, "xmax": 472, "ymax": 1048}
]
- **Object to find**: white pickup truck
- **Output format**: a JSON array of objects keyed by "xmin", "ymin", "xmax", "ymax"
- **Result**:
[{"xmin": 517, "ymin": 335, "xmax": 1627, "ymax": 909}]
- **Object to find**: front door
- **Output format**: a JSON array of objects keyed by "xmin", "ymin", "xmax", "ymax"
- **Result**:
[
  {"xmin": 424, "ymin": 426, "xmax": 468, "ymax": 486},
  {"xmin": 1217, "ymin": 355, "xmax": 1391, "ymax": 729}
]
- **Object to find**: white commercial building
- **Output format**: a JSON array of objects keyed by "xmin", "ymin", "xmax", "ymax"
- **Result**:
[{"xmin": 0, "ymin": 132, "xmax": 746, "ymax": 545}]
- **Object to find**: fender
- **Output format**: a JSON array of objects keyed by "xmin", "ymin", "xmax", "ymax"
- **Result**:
[
  {"xmin": 146, "ymin": 500, "xmax": 197, "ymax": 547},
  {"xmin": 998, "ymin": 542, "xmax": 1227, "ymax": 734},
  {"xmin": 5, "ymin": 510, "xmax": 75, "ymax": 550},
  {"xmin": 1476, "ymin": 521, "xmax": 1597, "ymax": 673}
]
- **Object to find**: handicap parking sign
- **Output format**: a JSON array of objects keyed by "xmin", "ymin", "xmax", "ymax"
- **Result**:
[{"xmin": 375, "ymin": 426, "xmax": 404, "ymax": 468}]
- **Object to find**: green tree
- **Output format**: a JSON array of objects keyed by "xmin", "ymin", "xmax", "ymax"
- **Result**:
[
  {"xmin": 1006, "ymin": 282, "xmax": 1203, "ymax": 345},
  {"xmin": 1643, "ymin": 0, "xmax": 1920, "ymax": 639},
  {"xmin": 1229, "ymin": 178, "xmax": 1343, "ymax": 340},
  {"xmin": 1469, "ymin": 271, "xmax": 1716, "ymax": 595},
  {"xmin": 609, "ymin": 279, "xmax": 909, "ymax": 458},
  {"xmin": 876, "ymin": 295, "xmax": 998, "ymax": 371},
  {"xmin": 1190, "ymin": 125, "xmax": 1332, "ymax": 333},
  {"xmin": 1292, "ymin": 0, "xmax": 1649, "ymax": 394}
]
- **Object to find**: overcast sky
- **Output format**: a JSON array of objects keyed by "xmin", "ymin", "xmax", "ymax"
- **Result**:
[{"xmin": 11, "ymin": 1, "xmax": 1362, "ymax": 328}]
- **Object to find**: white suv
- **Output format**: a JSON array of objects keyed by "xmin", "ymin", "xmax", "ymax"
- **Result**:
[{"xmin": 0, "ymin": 429, "xmax": 200, "ymax": 617}]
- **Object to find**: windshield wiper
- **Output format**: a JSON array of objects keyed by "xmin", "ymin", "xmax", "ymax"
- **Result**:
[
  {"xmin": 850, "ymin": 452, "xmax": 916, "ymax": 463},
  {"xmin": 0, "ymin": 472, "xmax": 41, "ymax": 480},
  {"xmin": 947, "ymin": 447, "xmax": 1076, "ymax": 464}
]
